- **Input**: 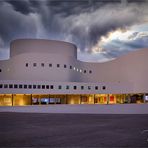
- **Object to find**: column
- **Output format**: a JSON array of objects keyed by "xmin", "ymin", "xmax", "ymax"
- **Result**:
[
  {"xmin": 143, "ymin": 93, "xmax": 146, "ymax": 103},
  {"xmin": 107, "ymin": 94, "xmax": 109, "ymax": 105},
  {"xmin": 80, "ymin": 95, "xmax": 82, "ymax": 104},
  {"xmin": 94, "ymin": 94, "xmax": 95, "ymax": 104},
  {"xmin": 12, "ymin": 94, "xmax": 13, "ymax": 106},
  {"xmin": 31, "ymin": 94, "xmax": 32, "ymax": 105}
]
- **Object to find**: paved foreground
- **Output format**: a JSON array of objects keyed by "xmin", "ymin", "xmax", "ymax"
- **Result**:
[{"xmin": 0, "ymin": 112, "xmax": 148, "ymax": 147}]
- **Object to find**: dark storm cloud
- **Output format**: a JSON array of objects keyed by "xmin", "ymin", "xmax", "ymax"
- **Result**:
[
  {"xmin": 59, "ymin": 3, "xmax": 148, "ymax": 52},
  {"xmin": 5, "ymin": 0, "xmax": 33, "ymax": 14},
  {"xmin": 0, "ymin": 1, "xmax": 37, "ymax": 49},
  {"xmin": 5, "ymin": 0, "xmax": 41, "ymax": 14},
  {"xmin": 0, "ymin": 0, "xmax": 148, "ymax": 61}
]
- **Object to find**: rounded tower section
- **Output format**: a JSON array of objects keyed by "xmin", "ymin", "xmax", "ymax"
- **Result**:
[
  {"xmin": 3, "ymin": 39, "xmax": 81, "ymax": 82},
  {"xmin": 10, "ymin": 39, "xmax": 77, "ymax": 59}
]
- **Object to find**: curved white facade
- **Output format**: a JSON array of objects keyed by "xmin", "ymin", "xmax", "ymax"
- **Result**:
[{"xmin": 0, "ymin": 39, "xmax": 148, "ymax": 105}]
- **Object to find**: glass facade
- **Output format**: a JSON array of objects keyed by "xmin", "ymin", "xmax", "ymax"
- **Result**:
[{"xmin": 0, "ymin": 93, "xmax": 147, "ymax": 106}]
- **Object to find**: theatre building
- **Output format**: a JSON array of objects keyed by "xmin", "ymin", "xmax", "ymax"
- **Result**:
[{"xmin": 0, "ymin": 39, "xmax": 148, "ymax": 106}]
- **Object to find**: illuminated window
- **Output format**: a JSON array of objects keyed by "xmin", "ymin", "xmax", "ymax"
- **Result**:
[
  {"xmin": 81, "ymin": 96, "xmax": 87, "ymax": 102},
  {"xmin": 57, "ymin": 64, "xmax": 60, "ymax": 68},
  {"xmin": 77, "ymin": 68, "xmax": 79, "ymax": 72},
  {"xmin": 49, "ymin": 63, "xmax": 52, "ymax": 67},
  {"xmin": 41, "ymin": 63, "xmax": 44, "ymax": 67},
  {"xmin": 80, "ymin": 69, "xmax": 82, "ymax": 73},
  {"xmin": 26, "ymin": 63, "xmax": 28, "ymax": 67},
  {"xmin": 14, "ymin": 84, "xmax": 18, "ymax": 89},
  {"xmin": 95, "ymin": 86, "xmax": 98, "ymax": 90},
  {"xmin": 64, "ymin": 65, "xmax": 67, "ymax": 68},
  {"xmin": 9, "ymin": 84, "xmax": 13, "ymax": 88},
  {"xmin": 73, "ymin": 86, "xmax": 77, "ymax": 90},
  {"xmin": 33, "ymin": 63, "xmax": 37, "ymax": 67},
  {"xmin": 0, "ymin": 84, "xmax": 3, "ymax": 88},
  {"xmin": 73, "ymin": 67, "xmax": 76, "ymax": 70}
]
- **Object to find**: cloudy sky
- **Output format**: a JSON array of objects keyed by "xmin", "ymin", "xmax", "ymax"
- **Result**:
[{"xmin": 0, "ymin": 0, "xmax": 148, "ymax": 62}]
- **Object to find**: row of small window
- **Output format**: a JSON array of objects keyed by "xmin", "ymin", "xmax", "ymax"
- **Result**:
[
  {"xmin": 0, "ymin": 84, "xmax": 106, "ymax": 90},
  {"xmin": 25, "ymin": 63, "xmax": 92, "ymax": 74}
]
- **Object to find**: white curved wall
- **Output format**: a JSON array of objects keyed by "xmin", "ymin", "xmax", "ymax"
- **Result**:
[
  {"xmin": 0, "ymin": 39, "xmax": 148, "ymax": 94},
  {"xmin": 10, "ymin": 39, "xmax": 77, "ymax": 58}
]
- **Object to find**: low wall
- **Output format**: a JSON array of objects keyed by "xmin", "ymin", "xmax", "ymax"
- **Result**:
[{"xmin": 0, "ymin": 104, "xmax": 148, "ymax": 114}]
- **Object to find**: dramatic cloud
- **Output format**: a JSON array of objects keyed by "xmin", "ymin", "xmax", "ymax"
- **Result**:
[
  {"xmin": 0, "ymin": 0, "xmax": 148, "ymax": 62},
  {"xmin": 90, "ymin": 27, "xmax": 148, "ymax": 61},
  {"xmin": 0, "ymin": 1, "xmax": 37, "ymax": 45}
]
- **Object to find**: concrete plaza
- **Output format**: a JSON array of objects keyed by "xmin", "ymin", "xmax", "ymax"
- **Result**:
[{"xmin": 0, "ymin": 105, "xmax": 148, "ymax": 147}]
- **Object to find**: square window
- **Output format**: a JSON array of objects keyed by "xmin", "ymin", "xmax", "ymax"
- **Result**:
[
  {"xmin": 0, "ymin": 84, "xmax": 3, "ymax": 88},
  {"xmin": 9, "ymin": 84, "xmax": 13, "ymax": 88},
  {"xmin": 46, "ymin": 85, "xmax": 49, "ymax": 89},
  {"xmin": 57, "ymin": 64, "xmax": 60, "ymax": 68},
  {"xmin": 66, "ymin": 85, "xmax": 69, "ymax": 89},
  {"xmin": 81, "ymin": 86, "xmax": 84, "ymax": 90},
  {"xmin": 95, "ymin": 86, "xmax": 98, "ymax": 90},
  {"xmin": 37, "ymin": 85, "xmax": 41, "ymax": 89},
  {"xmin": 41, "ymin": 63, "xmax": 44, "ymax": 67},
  {"xmin": 88, "ymin": 86, "xmax": 91, "ymax": 90},
  {"xmin": 58, "ymin": 85, "xmax": 62, "ymax": 89},
  {"xmin": 64, "ymin": 65, "xmax": 66, "ymax": 68},
  {"xmin": 19, "ymin": 84, "xmax": 22, "ymax": 89},
  {"xmin": 26, "ymin": 63, "xmax": 28, "ymax": 67},
  {"xmin": 4, "ymin": 84, "xmax": 8, "ymax": 88},
  {"xmin": 33, "ymin": 85, "xmax": 36, "ymax": 89},
  {"xmin": 89, "ymin": 70, "xmax": 92, "ymax": 74},
  {"xmin": 102, "ymin": 86, "xmax": 106, "ymax": 90},
  {"xmin": 29, "ymin": 85, "xmax": 32, "ymax": 89},
  {"xmin": 42, "ymin": 85, "xmax": 45, "ymax": 89},
  {"xmin": 33, "ymin": 63, "xmax": 37, "ymax": 67},
  {"xmin": 14, "ymin": 84, "xmax": 18, "ymax": 89},
  {"xmin": 50, "ymin": 85, "xmax": 54, "ymax": 89},
  {"xmin": 70, "ymin": 66, "xmax": 72, "ymax": 69},
  {"xmin": 73, "ymin": 86, "xmax": 77, "ymax": 90},
  {"xmin": 24, "ymin": 85, "xmax": 27, "ymax": 89},
  {"xmin": 49, "ymin": 64, "xmax": 52, "ymax": 67}
]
